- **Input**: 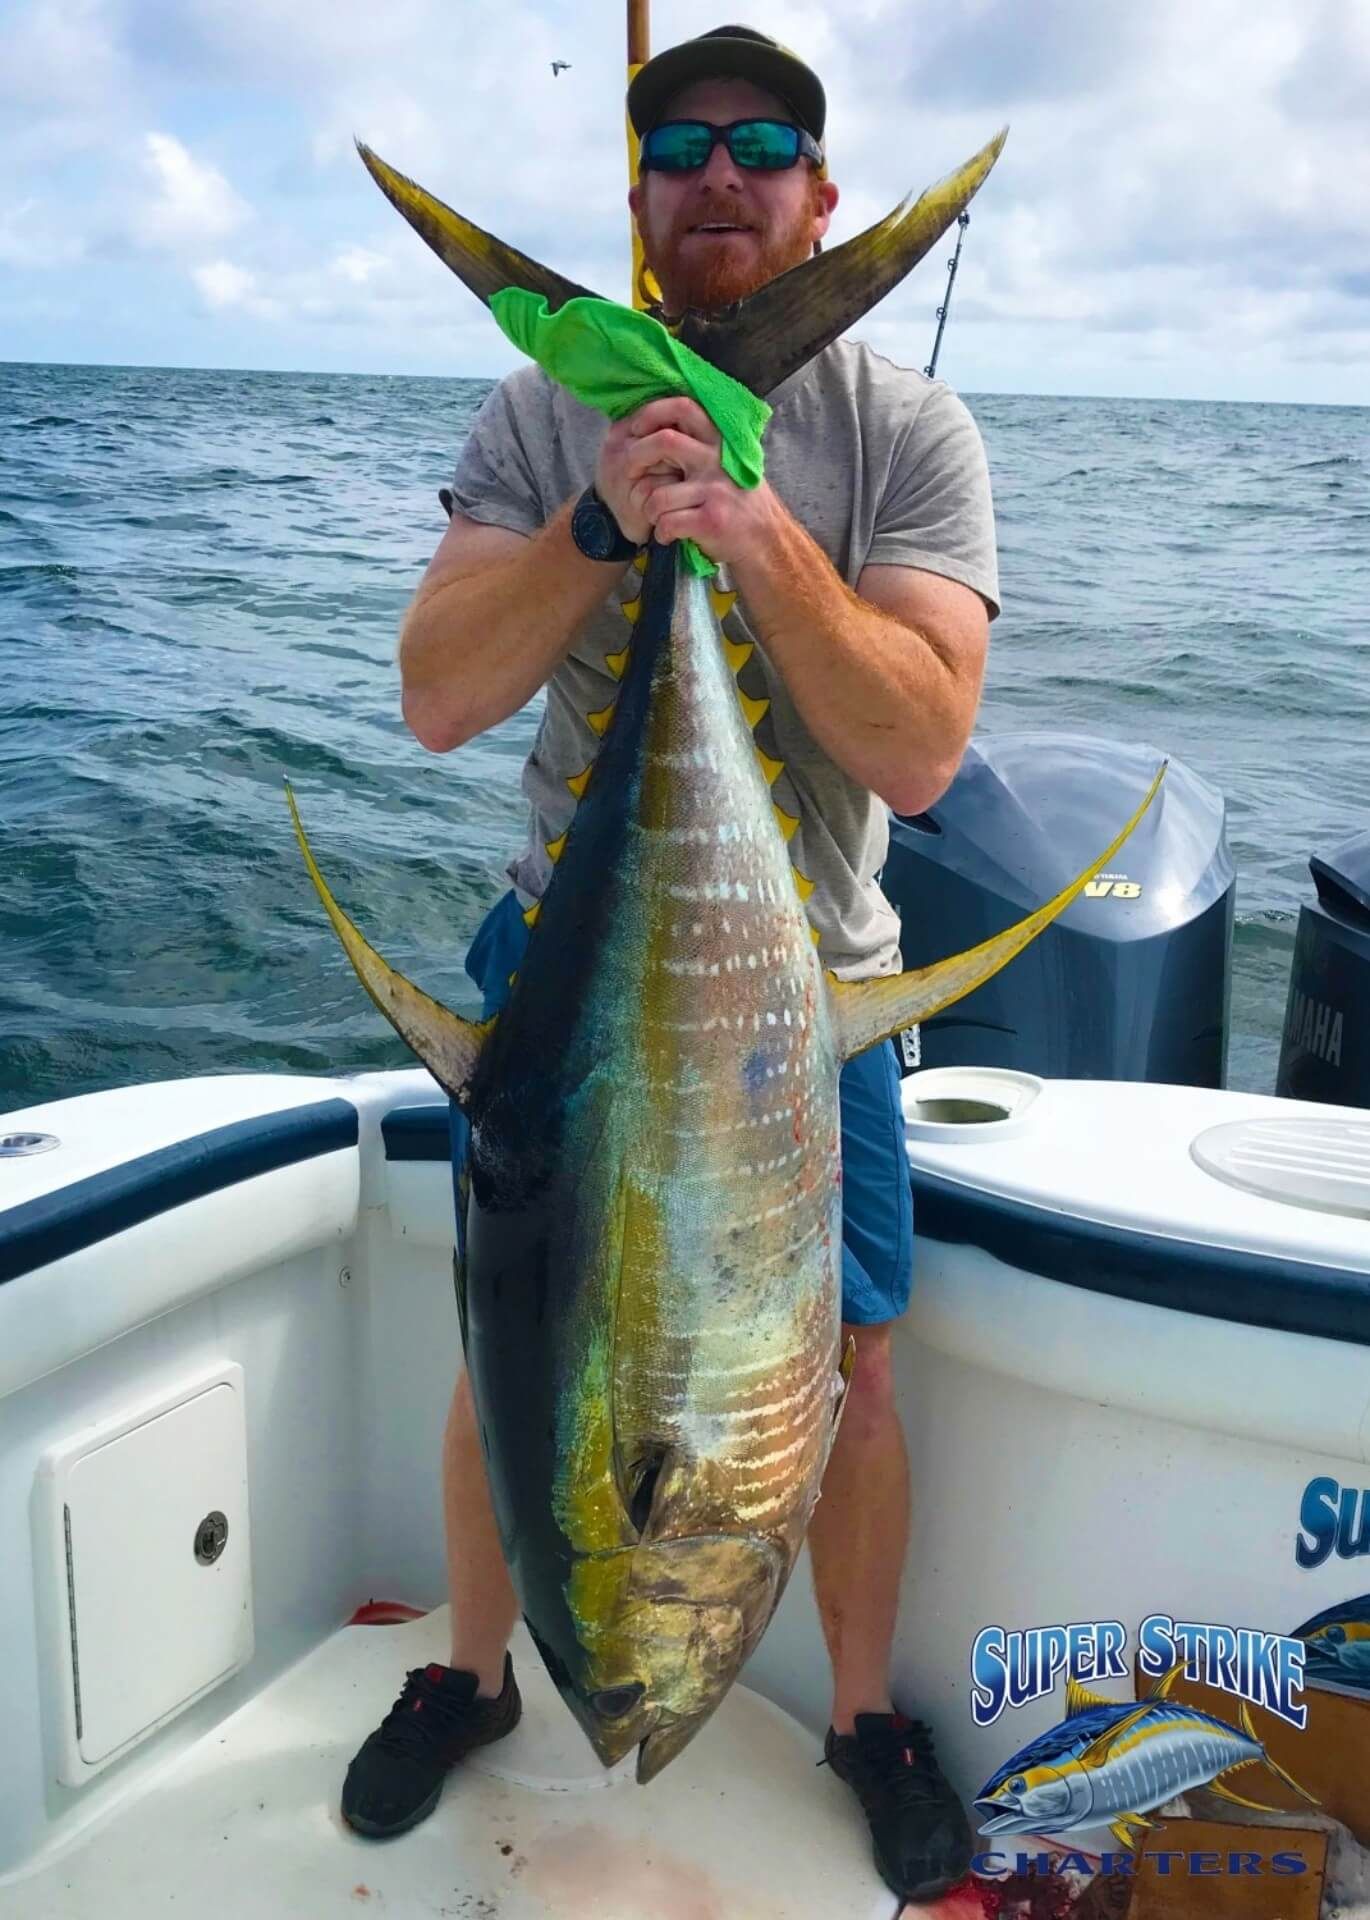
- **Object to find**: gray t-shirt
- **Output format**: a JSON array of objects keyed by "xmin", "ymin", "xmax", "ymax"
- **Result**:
[{"xmin": 448, "ymin": 337, "xmax": 998, "ymax": 980}]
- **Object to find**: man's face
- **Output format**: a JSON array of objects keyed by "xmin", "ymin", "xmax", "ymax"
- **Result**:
[{"xmin": 629, "ymin": 76, "xmax": 839, "ymax": 314}]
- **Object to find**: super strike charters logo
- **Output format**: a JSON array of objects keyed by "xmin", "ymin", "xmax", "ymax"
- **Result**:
[{"xmin": 968, "ymin": 1615, "xmax": 1318, "ymax": 1864}]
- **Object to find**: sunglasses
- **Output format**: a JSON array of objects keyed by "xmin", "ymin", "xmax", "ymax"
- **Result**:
[{"xmin": 639, "ymin": 118, "xmax": 824, "ymax": 174}]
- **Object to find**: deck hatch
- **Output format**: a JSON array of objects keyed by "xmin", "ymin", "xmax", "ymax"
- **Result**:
[{"xmin": 38, "ymin": 1363, "xmax": 254, "ymax": 1783}]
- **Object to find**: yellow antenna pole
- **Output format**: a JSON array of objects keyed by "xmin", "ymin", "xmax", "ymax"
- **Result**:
[{"xmin": 626, "ymin": 0, "xmax": 660, "ymax": 309}]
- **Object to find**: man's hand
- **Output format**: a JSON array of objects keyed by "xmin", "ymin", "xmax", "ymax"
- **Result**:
[{"xmin": 595, "ymin": 396, "xmax": 780, "ymax": 564}]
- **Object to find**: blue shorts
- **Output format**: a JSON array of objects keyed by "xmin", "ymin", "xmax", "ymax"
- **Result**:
[{"xmin": 450, "ymin": 891, "xmax": 914, "ymax": 1327}]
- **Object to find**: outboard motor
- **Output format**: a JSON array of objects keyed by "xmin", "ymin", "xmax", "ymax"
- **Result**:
[
  {"xmin": 882, "ymin": 733, "xmax": 1234, "ymax": 1085},
  {"xmin": 1276, "ymin": 832, "xmax": 1370, "ymax": 1107}
]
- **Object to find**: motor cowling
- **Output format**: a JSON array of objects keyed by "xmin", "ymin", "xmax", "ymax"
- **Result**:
[
  {"xmin": 881, "ymin": 733, "xmax": 1234, "ymax": 1085},
  {"xmin": 1276, "ymin": 832, "xmax": 1369, "ymax": 1108}
]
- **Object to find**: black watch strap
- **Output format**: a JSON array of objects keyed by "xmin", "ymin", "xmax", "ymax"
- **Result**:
[{"xmin": 571, "ymin": 484, "xmax": 640, "ymax": 564}]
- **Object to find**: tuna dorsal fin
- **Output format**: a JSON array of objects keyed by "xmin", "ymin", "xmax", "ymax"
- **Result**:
[
  {"xmin": 827, "ymin": 762, "xmax": 1167, "ymax": 1062},
  {"xmin": 1151, "ymin": 1659, "xmax": 1185, "ymax": 1701},
  {"xmin": 356, "ymin": 142, "xmax": 600, "ymax": 313},
  {"xmin": 286, "ymin": 783, "xmax": 491, "ymax": 1108},
  {"xmin": 1065, "ymin": 1677, "xmax": 1117, "ymax": 1717},
  {"xmin": 675, "ymin": 129, "xmax": 1006, "ymax": 395}
]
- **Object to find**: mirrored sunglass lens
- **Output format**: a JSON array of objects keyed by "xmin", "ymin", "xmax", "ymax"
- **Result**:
[
  {"xmin": 730, "ymin": 121, "xmax": 800, "ymax": 167},
  {"xmin": 648, "ymin": 124, "xmax": 712, "ymax": 170}
]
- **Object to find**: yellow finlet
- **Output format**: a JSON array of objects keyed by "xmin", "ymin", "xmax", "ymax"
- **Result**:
[
  {"xmin": 774, "ymin": 805, "xmax": 799, "ymax": 843},
  {"xmin": 709, "ymin": 586, "xmax": 737, "ymax": 620},
  {"xmin": 756, "ymin": 748, "xmax": 784, "ymax": 786},
  {"xmin": 632, "ymin": 551, "xmax": 648, "ymax": 574},
  {"xmin": 738, "ymin": 690, "xmax": 769, "ymax": 729},
  {"xmin": 620, "ymin": 595, "xmax": 642, "ymax": 624},
  {"xmin": 809, "ymin": 924, "xmax": 821, "ymax": 946},
  {"xmin": 507, "ymin": 971, "xmax": 518, "ymax": 989},
  {"xmin": 587, "ymin": 702, "xmax": 615, "ymax": 736},
  {"xmin": 604, "ymin": 645, "xmax": 630, "ymax": 680},
  {"xmin": 566, "ymin": 766, "xmax": 592, "ymax": 799},
  {"xmin": 522, "ymin": 901, "xmax": 541, "ymax": 929},
  {"xmin": 793, "ymin": 869, "xmax": 816, "ymax": 902},
  {"xmin": 724, "ymin": 636, "xmax": 753, "ymax": 674},
  {"xmin": 546, "ymin": 831, "xmax": 568, "ymax": 863}
]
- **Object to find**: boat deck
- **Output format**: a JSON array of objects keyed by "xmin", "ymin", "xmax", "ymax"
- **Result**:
[{"xmin": 1, "ymin": 1608, "xmax": 906, "ymax": 1920}]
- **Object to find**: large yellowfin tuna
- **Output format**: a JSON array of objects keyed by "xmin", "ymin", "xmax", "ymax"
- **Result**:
[{"xmin": 288, "ymin": 133, "xmax": 1165, "ymax": 1782}]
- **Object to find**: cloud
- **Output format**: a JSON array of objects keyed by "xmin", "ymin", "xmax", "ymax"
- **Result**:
[
  {"xmin": 3, "ymin": 0, "xmax": 1368, "ymax": 399},
  {"xmin": 137, "ymin": 131, "xmax": 251, "ymax": 250}
]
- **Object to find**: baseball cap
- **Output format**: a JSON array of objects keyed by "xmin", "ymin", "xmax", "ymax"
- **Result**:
[{"xmin": 627, "ymin": 24, "xmax": 826, "ymax": 143}]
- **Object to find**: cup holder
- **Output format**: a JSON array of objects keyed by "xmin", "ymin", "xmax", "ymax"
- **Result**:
[
  {"xmin": 902, "ymin": 1068, "xmax": 1042, "ymax": 1144},
  {"xmin": 912, "ymin": 1098, "xmax": 1012, "ymax": 1126}
]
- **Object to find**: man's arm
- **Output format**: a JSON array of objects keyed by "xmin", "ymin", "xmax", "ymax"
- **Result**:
[
  {"xmin": 639, "ymin": 401, "xmax": 990, "ymax": 816},
  {"xmin": 398, "ymin": 503, "xmax": 621, "ymax": 752},
  {"xmin": 729, "ymin": 519, "xmax": 988, "ymax": 817},
  {"xmin": 399, "ymin": 405, "xmax": 691, "ymax": 753}
]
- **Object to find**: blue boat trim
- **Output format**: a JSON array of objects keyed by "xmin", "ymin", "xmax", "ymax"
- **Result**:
[
  {"xmin": 381, "ymin": 1104, "xmax": 451, "ymax": 1162},
  {"xmin": 911, "ymin": 1167, "xmax": 1370, "ymax": 1348},
  {"xmin": 0, "ymin": 1099, "xmax": 359, "ymax": 1285}
]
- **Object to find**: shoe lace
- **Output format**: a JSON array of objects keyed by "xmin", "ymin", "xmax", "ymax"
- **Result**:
[
  {"xmin": 822, "ymin": 1715, "xmax": 947, "ymax": 1810},
  {"xmin": 373, "ymin": 1665, "xmax": 476, "ymax": 1758}
]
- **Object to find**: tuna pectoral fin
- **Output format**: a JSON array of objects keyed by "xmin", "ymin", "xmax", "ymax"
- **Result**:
[
  {"xmin": 828, "ymin": 762, "xmax": 1167, "ymax": 1063},
  {"xmin": 679, "ymin": 129, "xmax": 1006, "ymax": 396},
  {"xmin": 356, "ymin": 142, "xmax": 600, "ymax": 313},
  {"xmin": 286, "ymin": 783, "xmax": 489, "ymax": 1107},
  {"xmin": 1078, "ymin": 1703, "xmax": 1155, "ymax": 1770}
]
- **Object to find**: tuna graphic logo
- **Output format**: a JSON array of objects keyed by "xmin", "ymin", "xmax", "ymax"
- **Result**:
[
  {"xmin": 974, "ymin": 1666, "xmax": 1316, "ymax": 1853},
  {"xmin": 1293, "ymin": 1594, "xmax": 1370, "ymax": 1694}
]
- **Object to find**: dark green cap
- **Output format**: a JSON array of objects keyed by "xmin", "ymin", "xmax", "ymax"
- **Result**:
[{"xmin": 628, "ymin": 24, "xmax": 826, "ymax": 143}]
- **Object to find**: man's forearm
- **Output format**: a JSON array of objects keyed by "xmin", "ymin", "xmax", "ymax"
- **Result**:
[
  {"xmin": 399, "ymin": 499, "xmax": 631, "ymax": 752},
  {"xmin": 729, "ymin": 504, "xmax": 979, "ymax": 815}
]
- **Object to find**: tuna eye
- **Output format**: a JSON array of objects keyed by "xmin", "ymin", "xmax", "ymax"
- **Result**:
[
  {"xmin": 1325, "ymin": 1625, "xmax": 1346, "ymax": 1645},
  {"xmin": 591, "ymin": 1683, "xmax": 646, "ymax": 1720},
  {"xmin": 1009, "ymin": 1776, "xmax": 1027, "ymax": 1795}
]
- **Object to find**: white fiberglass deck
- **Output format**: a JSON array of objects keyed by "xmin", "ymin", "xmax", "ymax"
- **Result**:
[{"xmin": 0, "ymin": 1609, "xmax": 898, "ymax": 1920}]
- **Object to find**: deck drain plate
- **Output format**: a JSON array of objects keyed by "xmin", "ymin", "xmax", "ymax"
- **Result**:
[{"xmin": 1191, "ymin": 1116, "xmax": 1370, "ymax": 1219}]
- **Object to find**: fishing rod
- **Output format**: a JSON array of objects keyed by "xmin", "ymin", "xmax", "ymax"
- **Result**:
[
  {"xmin": 924, "ymin": 209, "xmax": 970, "ymax": 379},
  {"xmin": 627, "ymin": 0, "xmax": 662, "ymax": 310}
]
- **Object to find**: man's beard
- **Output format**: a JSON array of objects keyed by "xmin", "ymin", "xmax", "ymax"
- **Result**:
[{"xmin": 643, "ymin": 189, "xmax": 820, "ymax": 314}]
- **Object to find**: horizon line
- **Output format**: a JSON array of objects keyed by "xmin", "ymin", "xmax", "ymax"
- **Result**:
[{"xmin": 1, "ymin": 356, "xmax": 1365, "ymax": 412}]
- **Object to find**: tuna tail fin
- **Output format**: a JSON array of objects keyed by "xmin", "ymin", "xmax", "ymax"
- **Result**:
[
  {"xmin": 286, "ymin": 783, "xmax": 491, "ymax": 1108},
  {"xmin": 827, "ymin": 761, "xmax": 1167, "ymax": 1064},
  {"xmin": 676, "ymin": 128, "xmax": 1007, "ymax": 395},
  {"xmin": 356, "ymin": 141, "xmax": 601, "ymax": 311}
]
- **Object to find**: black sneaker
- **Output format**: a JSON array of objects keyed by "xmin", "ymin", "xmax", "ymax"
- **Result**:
[
  {"xmin": 822, "ymin": 1710, "xmax": 973, "ymax": 1903},
  {"xmin": 341, "ymin": 1655, "xmax": 521, "ymax": 1838}
]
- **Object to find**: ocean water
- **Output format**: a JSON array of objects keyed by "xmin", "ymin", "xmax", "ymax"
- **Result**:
[{"xmin": 2, "ymin": 360, "xmax": 1366, "ymax": 1114}]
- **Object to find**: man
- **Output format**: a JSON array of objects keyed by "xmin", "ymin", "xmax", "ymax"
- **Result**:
[{"xmin": 342, "ymin": 25, "xmax": 998, "ymax": 1905}]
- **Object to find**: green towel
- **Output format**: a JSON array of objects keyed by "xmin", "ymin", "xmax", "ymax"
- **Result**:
[{"xmin": 489, "ymin": 287, "xmax": 771, "ymax": 578}]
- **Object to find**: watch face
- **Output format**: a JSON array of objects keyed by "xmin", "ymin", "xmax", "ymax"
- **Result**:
[{"xmin": 574, "ymin": 496, "xmax": 615, "ymax": 561}]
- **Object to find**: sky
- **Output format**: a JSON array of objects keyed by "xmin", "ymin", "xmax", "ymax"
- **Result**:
[{"xmin": 3, "ymin": 0, "xmax": 1368, "ymax": 404}]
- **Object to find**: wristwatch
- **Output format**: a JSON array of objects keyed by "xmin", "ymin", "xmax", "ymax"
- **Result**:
[{"xmin": 570, "ymin": 485, "xmax": 641, "ymax": 564}]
